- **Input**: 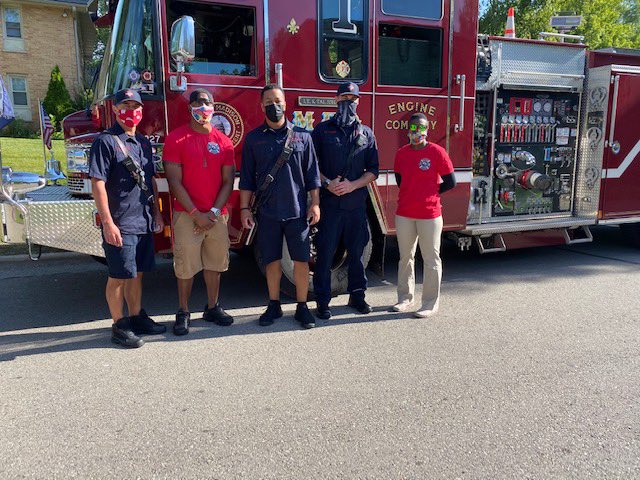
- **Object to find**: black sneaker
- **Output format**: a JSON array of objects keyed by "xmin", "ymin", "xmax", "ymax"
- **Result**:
[
  {"xmin": 315, "ymin": 302, "xmax": 332, "ymax": 320},
  {"xmin": 259, "ymin": 300, "xmax": 283, "ymax": 327},
  {"xmin": 295, "ymin": 303, "xmax": 316, "ymax": 329},
  {"xmin": 173, "ymin": 309, "xmax": 190, "ymax": 336},
  {"xmin": 203, "ymin": 303, "xmax": 234, "ymax": 326},
  {"xmin": 112, "ymin": 317, "xmax": 144, "ymax": 348},
  {"xmin": 131, "ymin": 309, "xmax": 167, "ymax": 335},
  {"xmin": 348, "ymin": 295, "xmax": 373, "ymax": 314}
]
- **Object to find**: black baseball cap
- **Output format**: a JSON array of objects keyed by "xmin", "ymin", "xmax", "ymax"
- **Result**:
[
  {"xmin": 337, "ymin": 82, "xmax": 360, "ymax": 97},
  {"xmin": 113, "ymin": 88, "xmax": 143, "ymax": 106},
  {"xmin": 189, "ymin": 88, "xmax": 214, "ymax": 104}
]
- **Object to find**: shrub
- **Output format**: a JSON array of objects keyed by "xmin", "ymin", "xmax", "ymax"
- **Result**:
[
  {"xmin": 0, "ymin": 119, "xmax": 39, "ymax": 139},
  {"xmin": 42, "ymin": 66, "xmax": 74, "ymax": 130}
]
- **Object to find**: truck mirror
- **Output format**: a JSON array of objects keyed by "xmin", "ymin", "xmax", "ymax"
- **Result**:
[{"xmin": 170, "ymin": 16, "xmax": 195, "ymax": 69}]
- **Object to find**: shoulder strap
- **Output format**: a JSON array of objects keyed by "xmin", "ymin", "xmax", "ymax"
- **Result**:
[
  {"xmin": 112, "ymin": 134, "xmax": 152, "ymax": 198},
  {"xmin": 252, "ymin": 127, "xmax": 295, "ymax": 210}
]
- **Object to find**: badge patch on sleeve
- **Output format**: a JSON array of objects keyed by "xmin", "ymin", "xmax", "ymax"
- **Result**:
[
  {"xmin": 208, "ymin": 142, "xmax": 221, "ymax": 154},
  {"xmin": 419, "ymin": 158, "xmax": 431, "ymax": 171}
]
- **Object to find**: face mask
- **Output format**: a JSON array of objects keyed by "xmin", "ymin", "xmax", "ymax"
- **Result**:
[
  {"xmin": 265, "ymin": 103, "xmax": 284, "ymax": 123},
  {"xmin": 408, "ymin": 132, "xmax": 428, "ymax": 145},
  {"xmin": 117, "ymin": 107, "xmax": 143, "ymax": 128},
  {"xmin": 190, "ymin": 105, "xmax": 215, "ymax": 125},
  {"xmin": 336, "ymin": 100, "xmax": 358, "ymax": 126}
]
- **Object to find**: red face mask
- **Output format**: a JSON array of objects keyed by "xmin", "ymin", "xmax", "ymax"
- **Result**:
[{"xmin": 116, "ymin": 107, "xmax": 143, "ymax": 127}]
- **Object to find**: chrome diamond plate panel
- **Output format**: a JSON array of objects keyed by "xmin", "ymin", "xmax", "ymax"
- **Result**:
[
  {"xmin": 485, "ymin": 39, "xmax": 586, "ymax": 91},
  {"xmin": 24, "ymin": 187, "xmax": 103, "ymax": 256},
  {"xmin": 575, "ymin": 66, "xmax": 610, "ymax": 218}
]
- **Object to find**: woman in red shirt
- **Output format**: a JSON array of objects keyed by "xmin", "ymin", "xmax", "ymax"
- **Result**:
[{"xmin": 392, "ymin": 113, "xmax": 456, "ymax": 317}]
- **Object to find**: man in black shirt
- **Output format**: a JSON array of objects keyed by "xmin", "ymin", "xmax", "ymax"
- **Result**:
[
  {"xmin": 312, "ymin": 83, "xmax": 379, "ymax": 319},
  {"xmin": 239, "ymin": 85, "xmax": 321, "ymax": 328},
  {"xmin": 89, "ymin": 88, "xmax": 166, "ymax": 348}
]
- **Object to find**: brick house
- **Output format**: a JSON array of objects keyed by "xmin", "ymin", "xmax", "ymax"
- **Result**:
[{"xmin": 0, "ymin": 0, "xmax": 96, "ymax": 123}]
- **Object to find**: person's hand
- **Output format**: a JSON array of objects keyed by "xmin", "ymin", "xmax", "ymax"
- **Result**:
[
  {"xmin": 307, "ymin": 204, "xmax": 320, "ymax": 226},
  {"xmin": 241, "ymin": 209, "xmax": 255, "ymax": 229},
  {"xmin": 193, "ymin": 211, "xmax": 213, "ymax": 229},
  {"xmin": 153, "ymin": 211, "xmax": 164, "ymax": 234},
  {"xmin": 326, "ymin": 178, "xmax": 341, "ymax": 195},
  {"xmin": 333, "ymin": 179, "xmax": 356, "ymax": 196},
  {"xmin": 103, "ymin": 221, "xmax": 122, "ymax": 247}
]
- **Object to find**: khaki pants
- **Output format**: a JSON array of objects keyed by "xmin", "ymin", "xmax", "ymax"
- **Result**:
[{"xmin": 395, "ymin": 215, "xmax": 443, "ymax": 310}]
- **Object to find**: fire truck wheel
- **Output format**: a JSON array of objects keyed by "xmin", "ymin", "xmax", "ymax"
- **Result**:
[
  {"xmin": 620, "ymin": 223, "xmax": 640, "ymax": 248},
  {"xmin": 267, "ymin": 220, "xmax": 374, "ymax": 300}
]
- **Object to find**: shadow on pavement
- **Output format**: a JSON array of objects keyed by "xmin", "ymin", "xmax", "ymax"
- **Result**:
[{"xmin": 0, "ymin": 305, "xmax": 405, "ymax": 362}]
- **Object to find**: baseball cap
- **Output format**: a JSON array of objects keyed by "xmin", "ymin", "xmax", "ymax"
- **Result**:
[
  {"xmin": 189, "ymin": 88, "xmax": 214, "ymax": 104},
  {"xmin": 113, "ymin": 88, "xmax": 143, "ymax": 106},
  {"xmin": 337, "ymin": 82, "xmax": 360, "ymax": 97}
]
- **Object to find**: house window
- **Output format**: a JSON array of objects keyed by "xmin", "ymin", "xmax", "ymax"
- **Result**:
[
  {"xmin": 4, "ymin": 6, "xmax": 21, "ymax": 37},
  {"xmin": 7, "ymin": 75, "xmax": 31, "ymax": 121},
  {"xmin": 2, "ymin": 5, "xmax": 25, "ymax": 52}
]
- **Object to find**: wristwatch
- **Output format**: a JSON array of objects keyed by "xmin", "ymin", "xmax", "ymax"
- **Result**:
[
  {"xmin": 209, "ymin": 207, "xmax": 221, "ymax": 217},
  {"xmin": 322, "ymin": 178, "xmax": 331, "ymax": 189}
]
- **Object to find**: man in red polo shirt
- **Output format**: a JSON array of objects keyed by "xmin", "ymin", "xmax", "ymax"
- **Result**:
[
  {"xmin": 393, "ymin": 113, "xmax": 456, "ymax": 318},
  {"xmin": 163, "ymin": 89, "xmax": 235, "ymax": 335}
]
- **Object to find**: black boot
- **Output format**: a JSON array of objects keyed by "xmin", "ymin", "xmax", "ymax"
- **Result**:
[
  {"xmin": 203, "ymin": 303, "xmax": 234, "ymax": 326},
  {"xmin": 348, "ymin": 294, "xmax": 372, "ymax": 314},
  {"xmin": 295, "ymin": 303, "xmax": 316, "ymax": 329},
  {"xmin": 111, "ymin": 317, "xmax": 144, "ymax": 348},
  {"xmin": 130, "ymin": 309, "xmax": 167, "ymax": 335},
  {"xmin": 315, "ymin": 302, "xmax": 332, "ymax": 320},
  {"xmin": 259, "ymin": 300, "xmax": 283, "ymax": 327},
  {"xmin": 173, "ymin": 309, "xmax": 190, "ymax": 336}
]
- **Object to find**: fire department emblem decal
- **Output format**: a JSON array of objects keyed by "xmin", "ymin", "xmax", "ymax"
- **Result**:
[
  {"xmin": 419, "ymin": 158, "xmax": 431, "ymax": 171},
  {"xmin": 336, "ymin": 60, "xmax": 351, "ymax": 78},
  {"xmin": 208, "ymin": 142, "xmax": 220, "ymax": 154},
  {"xmin": 286, "ymin": 18, "xmax": 300, "ymax": 35},
  {"xmin": 212, "ymin": 102, "xmax": 244, "ymax": 147}
]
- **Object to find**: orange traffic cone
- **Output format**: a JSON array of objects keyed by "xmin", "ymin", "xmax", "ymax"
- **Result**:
[{"xmin": 505, "ymin": 7, "xmax": 516, "ymax": 38}]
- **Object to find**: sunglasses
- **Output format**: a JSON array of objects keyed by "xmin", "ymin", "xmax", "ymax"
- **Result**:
[{"xmin": 410, "ymin": 124, "xmax": 428, "ymax": 133}]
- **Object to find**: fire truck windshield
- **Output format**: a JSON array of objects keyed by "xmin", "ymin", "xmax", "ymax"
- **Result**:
[{"xmin": 96, "ymin": 0, "xmax": 158, "ymax": 100}]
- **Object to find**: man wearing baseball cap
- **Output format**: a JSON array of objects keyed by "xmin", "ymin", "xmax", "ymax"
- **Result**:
[
  {"xmin": 311, "ymin": 82, "xmax": 379, "ymax": 319},
  {"xmin": 89, "ymin": 88, "xmax": 166, "ymax": 348},
  {"xmin": 163, "ymin": 88, "xmax": 235, "ymax": 336}
]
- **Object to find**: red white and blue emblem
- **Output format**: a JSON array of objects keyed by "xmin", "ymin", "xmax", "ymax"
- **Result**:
[
  {"xmin": 207, "ymin": 142, "xmax": 220, "ymax": 154},
  {"xmin": 419, "ymin": 158, "xmax": 431, "ymax": 171}
]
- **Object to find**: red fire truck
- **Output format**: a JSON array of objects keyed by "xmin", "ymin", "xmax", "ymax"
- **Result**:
[{"xmin": 1, "ymin": 0, "xmax": 640, "ymax": 294}]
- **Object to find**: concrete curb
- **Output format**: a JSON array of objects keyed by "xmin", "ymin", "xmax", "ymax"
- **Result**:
[{"xmin": 0, "ymin": 251, "xmax": 88, "ymax": 263}]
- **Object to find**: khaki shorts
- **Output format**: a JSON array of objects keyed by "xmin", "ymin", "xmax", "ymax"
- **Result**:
[{"xmin": 172, "ymin": 211, "xmax": 230, "ymax": 279}]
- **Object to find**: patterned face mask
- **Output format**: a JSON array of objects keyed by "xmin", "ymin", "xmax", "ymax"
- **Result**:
[
  {"xmin": 190, "ymin": 105, "xmax": 215, "ymax": 125},
  {"xmin": 117, "ymin": 107, "xmax": 143, "ymax": 127}
]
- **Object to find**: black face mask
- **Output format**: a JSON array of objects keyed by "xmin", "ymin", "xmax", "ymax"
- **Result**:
[
  {"xmin": 265, "ymin": 103, "xmax": 284, "ymax": 123},
  {"xmin": 336, "ymin": 100, "xmax": 358, "ymax": 126}
]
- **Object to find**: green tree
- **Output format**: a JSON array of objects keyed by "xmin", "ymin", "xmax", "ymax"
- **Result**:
[
  {"xmin": 42, "ymin": 65, "xmax": 73, "ymax": 130},
  {"xmin": 480, "ymin": 0, "xmax": 640, "ymax": 49}
]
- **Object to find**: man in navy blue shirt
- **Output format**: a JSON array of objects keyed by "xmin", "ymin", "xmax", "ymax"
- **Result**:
[
  {"xmin": 312, "ymin": 82, "xmax": 379, "ymax": 319},
  {"xmin": 239, "ymin": 85, "xmax": 321, "ymax": 328},
  {"xmin": 89, "ymin": 88, "xmax": 166, "ymax": 348}
]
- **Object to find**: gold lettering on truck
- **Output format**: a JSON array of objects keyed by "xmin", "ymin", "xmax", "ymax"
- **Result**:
[{"xmin": 386, "ymin": 102, "xmax": 438, "ymax": 130}]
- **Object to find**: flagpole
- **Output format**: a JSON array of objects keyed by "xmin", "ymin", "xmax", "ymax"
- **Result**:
[{"xmin": 38, "ymin": 99, "xmax": 48, "ymax": 178}]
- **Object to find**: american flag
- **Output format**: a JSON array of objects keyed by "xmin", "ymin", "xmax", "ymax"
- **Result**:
[{"xmin": 40, "ymin": 103, "xmax": 54, "ymax": 151}]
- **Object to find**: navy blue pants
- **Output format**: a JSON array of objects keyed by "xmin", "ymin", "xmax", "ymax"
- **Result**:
[{"xmin": 313, "ymin": 207, "xmax": 369, "ymax": 305}]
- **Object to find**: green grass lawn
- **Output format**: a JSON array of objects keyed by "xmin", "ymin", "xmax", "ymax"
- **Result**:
[{"xmin": 0, "ymin": 138, "xmax": 67, "ymax": 175}]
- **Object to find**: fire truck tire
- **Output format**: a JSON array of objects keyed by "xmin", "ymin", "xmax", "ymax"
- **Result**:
[
  {"xmin": 255, "ymin": 220, "xmax": 373, "ymax": 300},
  {"xmin": 620, "ymin": 223, "xmax": 640, "ymax": 248}
]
